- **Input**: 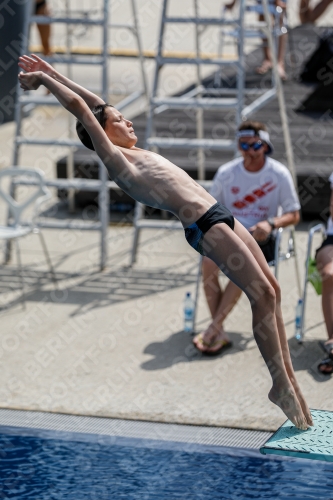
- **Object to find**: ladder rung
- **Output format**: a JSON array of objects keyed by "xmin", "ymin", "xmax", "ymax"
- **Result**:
[
  {"xmin": 158, "ymin": 57, "xmax": 239, "ymax": 66},
  {"xmin": 146, "ymin": 137, "xmax": 235, "ymax": 151},
  {"xmin": 19, "ymin": 95, "xmax": 61, "ymax": 106},
  {"xmin": 245, "ymin": 5, "xmax": 280, "ymax": 14},
  {"xmin": 16, "ymin": 137, "xmax": 84, "ymax": 147},
  {"xmin": 36, "ymin": 220, "xmax": 103, "ymax": 230},
  {"xmin": 43, "ymin": 55, "xmax": 105, "ymax": 65},
  {"xmin": 29, "ymin": 16, "xmax": 104, "ymax": 26},
  {"xmin": 152, "ymin": 97, "xmax": 238, "ymax": 110},
  {"xmin": 164, "ymin": 17, "xmax": 240, "ymax": 26},
  {"xmin": 108, "ymin": 23, "xmax": 137, "ymax": 30},
  {"xmin": 224, "ymin": 29, "xmax": 269, "ymax": 38},
  {"xmin": 13, "ymin": 177, "xmax": 121, "ymax": 191},
  {"xmin": 201, "ymin": 88, "xmax": 269, "ymax": 96},
  {"xmin": 135, "ymin": 220, "xmax": 183, "ymax": 230}
]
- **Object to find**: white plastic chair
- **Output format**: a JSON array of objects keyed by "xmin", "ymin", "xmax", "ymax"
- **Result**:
[
  {"xmin": 191, "ymin": 226, "xmax": 301, "ymax": 332},
  {"xmin": 0, "ymin": 167, "xmax": 57, "ymax": 308}
]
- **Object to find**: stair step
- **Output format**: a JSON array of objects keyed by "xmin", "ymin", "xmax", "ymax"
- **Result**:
[{"xmin": 146, "ymin": 137, "xmax": 235, "ymax": 151}]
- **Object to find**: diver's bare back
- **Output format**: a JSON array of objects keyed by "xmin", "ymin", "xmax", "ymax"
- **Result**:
[{"xmin": 115, "ymin": 146, "xmax": 215, "ymax": 227}]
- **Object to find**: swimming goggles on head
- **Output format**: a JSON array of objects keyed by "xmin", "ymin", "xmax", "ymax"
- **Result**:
[{"xmin": 239, "ymin": 140, "xmax": 264, "ymax": 152}]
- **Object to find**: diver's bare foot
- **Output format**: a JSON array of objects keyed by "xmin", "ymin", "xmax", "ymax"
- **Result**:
[
  {"xmin": 268, "ymin": 384, "xmax": 309, "ymax": 430},
  {"xmin": 289, "ymin": 378, "xmax": 313, "ymax": 426},
  {"xmin": 193, "ymin": 325, "xmax": 230, "ymax": 354}
]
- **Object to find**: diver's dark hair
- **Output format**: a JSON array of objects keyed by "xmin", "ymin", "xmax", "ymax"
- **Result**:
[{"xmin": 76, "ymin": 104, "xmax": 114, "ymax": 151}]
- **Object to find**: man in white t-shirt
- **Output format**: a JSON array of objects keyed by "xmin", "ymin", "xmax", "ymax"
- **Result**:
[{"xmin": 193, "ymin": 120, "xmax": 301, "ymax": 355}]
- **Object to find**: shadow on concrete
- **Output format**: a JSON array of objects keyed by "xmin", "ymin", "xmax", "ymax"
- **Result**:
[
  {"xmin": 141, "ymin": 327, "xmax": 333, "ymax": 383},
  {"xmin": 0, "ymin": 264, "xmax": 197, "ymax": 314},
  {"xmin": 289, "ymin": 336, "xmax": 332, "ymax": 383},
  {"xmin": 141, "ymin": 330, "xmax": 253, "ymax": 370}
]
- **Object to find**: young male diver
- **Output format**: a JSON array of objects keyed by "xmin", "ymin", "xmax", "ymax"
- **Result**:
[{"xmin": 18, "ymin": 54, "xmax": 313, "ymax": 430}]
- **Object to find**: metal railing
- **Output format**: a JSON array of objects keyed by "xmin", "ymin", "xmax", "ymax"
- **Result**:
[{"xmin": 7, "ymin": 0, "xmax": 148, "ymax": 270}]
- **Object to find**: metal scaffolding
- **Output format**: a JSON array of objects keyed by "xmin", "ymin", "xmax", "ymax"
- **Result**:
[
  {"xmin": 7, "ymin": 0, "xmax": 147, "ymax": 270},
  {"xmin": 130, "ymin": 0, "xmax": 296, "ymax": 266}
]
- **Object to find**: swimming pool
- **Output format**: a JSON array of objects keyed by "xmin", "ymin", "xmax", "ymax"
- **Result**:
[{"xmin": 0, "ymin": 412, "xmax": 332, "ymax": 499}]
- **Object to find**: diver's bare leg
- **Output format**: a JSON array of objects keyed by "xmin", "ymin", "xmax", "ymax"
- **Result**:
[
  {"xmin": 202, "ymin": 221, "xmax": 309, "ymax": 429},
  {"xmin": 231, "ymin": 220, "xmax": 313, "ymax": 426}
]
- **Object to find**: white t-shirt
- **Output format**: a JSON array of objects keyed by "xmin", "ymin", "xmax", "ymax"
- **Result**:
[
  {"xmin": 210, "ymin": 156, "xmax": 300, "ymax": 230},
  {"xmin": 326, "ymin": 173, "xmax": 333, "ymax": 235}
]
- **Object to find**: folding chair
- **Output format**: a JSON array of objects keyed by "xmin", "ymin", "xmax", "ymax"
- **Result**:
[
  {"xmin": 297, "ymin": 223, "xmax": 326, "ymax": 343},
  {"xmin": 0, "ymin": 168, "xmax": 57, "ymax": 308},
  {"xmin": 191, "ymin": 226, "xmax": 301, "ymax": 333}
]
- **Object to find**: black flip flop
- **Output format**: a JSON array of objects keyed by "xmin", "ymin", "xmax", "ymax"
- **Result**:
[
  {"xmin": 319, "ymin": 341, "xmax": 333, "ymax": 359},
  {"xmin": 318, "ymin": 357, "xmax": 333, "ymax": 375}
]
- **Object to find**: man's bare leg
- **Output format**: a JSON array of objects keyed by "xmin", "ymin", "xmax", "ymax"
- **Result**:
[
  {"xmin": 194, "ymin": 258, "xmax": 242, "ymax": 353},
  {"xmin": 202, "ymin": 220, "xmax": 311, "ymax": 429},
  {"xmin": 256, "ymin": 15, "xmax": 272, "ymax": 75},
  {"xmin": 202, "ymin": 257, "xmax": 223, "ymax": 318},
  {"xmin": 256, "ymin": 13, "xmax": 287, "ymax": 80},
  {"xmin": 316, "ymin": 246, "xmax": 333, "ymax": 373},
  {"xmin": 36, "ymin": 3, "xmax": 52, "ymax": 56},
  {"xmin": 277, "ymin": 32, "xmax": 287, "ymax": 81},
  {"xmin": 299, "ymin": 0, "xmax": 333, "ymax": 24},
  {"xmin": 316, "ymin": 245, "xmax": 333, "ymax": 340}
]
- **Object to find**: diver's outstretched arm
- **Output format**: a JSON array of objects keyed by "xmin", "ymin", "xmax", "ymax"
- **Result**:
[
  {"xmin": 18, "ymin": 54, "xmax": 105, "ymax": 108},
  {"xmin": 18, "ymin": 71, "xmax": 135, "ymax": 182}
]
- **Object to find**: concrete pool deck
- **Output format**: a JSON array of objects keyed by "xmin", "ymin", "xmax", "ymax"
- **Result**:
[
  {"xmin": 1, "ymin": 0, "xmax": 333, "ymax": 433},
  {"xmin": 0, "ymin": 217, "xmax": 332, "ymax": 432}
]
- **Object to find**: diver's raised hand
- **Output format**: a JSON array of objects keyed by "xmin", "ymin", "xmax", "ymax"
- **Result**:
[
  {"xmin": 19, "ymin": 54, "xmax": 105, "ymax": 108},
  {"xmin": 18, "ymin": 54, "xmax": 53, "ymax": 76},
  {"xmin": 18, "ymin": 71, "xmax": 43, "ymax": 91}
]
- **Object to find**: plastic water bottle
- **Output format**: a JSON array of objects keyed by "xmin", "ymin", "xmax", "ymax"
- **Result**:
[
  {"xmin": 184, "ymin": 292, "xmax": 194, "ymax": 333},
  {"xmin": 295, "ymin": 298, "xmax": 303, "ymax": 341}
]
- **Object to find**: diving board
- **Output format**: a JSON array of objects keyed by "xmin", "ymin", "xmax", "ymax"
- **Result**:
[{"xmin": 260, "ymin": 409, "xmax": 333, "ymax": 462}]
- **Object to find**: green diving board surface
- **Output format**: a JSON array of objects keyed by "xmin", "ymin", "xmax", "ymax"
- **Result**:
[{"xmin": 260, "ymin": 409, "xmax": 333, "ymax": 462}]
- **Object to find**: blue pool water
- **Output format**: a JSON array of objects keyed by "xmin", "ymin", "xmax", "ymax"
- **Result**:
[{"xmin": 0, "ymin": 426, "xmax": 333, "ymax": 499}]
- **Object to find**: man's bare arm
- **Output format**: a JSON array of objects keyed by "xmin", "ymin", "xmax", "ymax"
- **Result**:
[
  {"xmin": 249, "ymin": 210, "xmax": 300, "ymax": 242},
  {"xmin": 18, "ymin": 54, "xmax": 105, "ymax": 108},
  {"xmin": 299, "ymin": 0, "xmax": 333, "ymax": 24},
  {"xmin": 268, "ymin": 210, "xmax": 300, "ymax": 229}
]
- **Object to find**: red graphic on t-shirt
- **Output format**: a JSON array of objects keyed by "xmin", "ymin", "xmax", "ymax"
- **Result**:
[
  {"xmin": 233, "ymin": 200, "xmax": 247, "ymax": 209},
  {"xmin": 244, "ymin": 194, "xmax": 256, "ymax": 203},
  {"xmin": 252, "ymin": 189, "xmax": 265, "ymax": 197},
  {"xmin": 232, "ymin": 181, "xmax": 277, "ymax": 209},
  {"xmin": 231, "ymin": 186, "xmax": 240, "ymax": 194}
]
